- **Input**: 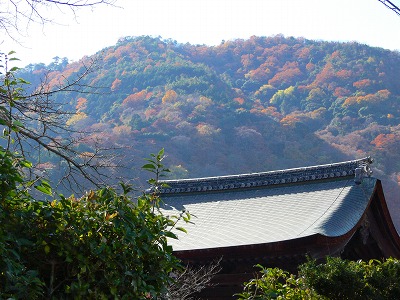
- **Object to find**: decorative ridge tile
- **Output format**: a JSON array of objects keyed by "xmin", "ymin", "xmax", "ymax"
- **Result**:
[{"xmin": 159, "ymin": 157, "xmax": 373, "ymax": 195}]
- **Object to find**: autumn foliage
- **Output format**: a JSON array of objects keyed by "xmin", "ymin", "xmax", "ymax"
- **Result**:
[{"xmin": 16, "ymin": 35, "xmax": 400, "ymax": 228}]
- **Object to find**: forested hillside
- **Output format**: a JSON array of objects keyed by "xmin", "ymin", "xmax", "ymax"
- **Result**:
[{"xmin": 19, "ymin": 35, "xmax": 400, "ymax": 228}]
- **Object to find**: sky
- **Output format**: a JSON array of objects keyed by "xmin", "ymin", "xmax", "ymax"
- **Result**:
[{"xmin": 1, "ymin": 0, "xmax": 400, "ymax": 67}]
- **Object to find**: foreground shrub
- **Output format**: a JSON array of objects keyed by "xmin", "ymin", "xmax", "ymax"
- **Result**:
[
  {"xmin": 236, "ymin": 265, "xmax": 323, "ymax": 299},
  {"xmin": 1, "ymin": 54, "xmax": 189, "ymax": 299},
  {"xmin": 0, "ymin": 149, "xmax": 184, "ymax": 299},
  {"xmin": 237, "ymin": 257, "xmax": 400, "ymax": 299},
  {"xmin": 299, "ymin": 257, "xmax": 400, "ymax": 300}
]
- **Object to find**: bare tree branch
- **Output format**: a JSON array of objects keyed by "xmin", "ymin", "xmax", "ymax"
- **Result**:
[
  {"xmin": 0, "ymin": 0, "xmax": 117, "ymax": 40},
  {"xmin": 0, "ymin": 52, "xmax": 125, "ymax": 192},
  {"xmin": 35, "ymin": 0, "xmax": 115, "ymax": 8},
  {"xmin": 164, "ymin": 259, "xmax": 222, "ymax": 300},
  {"xmin": 377, "ymin": 0, "xmax": 400, "ymax": 16}
]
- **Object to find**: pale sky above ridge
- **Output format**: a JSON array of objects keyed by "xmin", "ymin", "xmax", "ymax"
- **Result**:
[{"xmin": 2, "ymin": 0, "xmax": 399, "ymax": 67}]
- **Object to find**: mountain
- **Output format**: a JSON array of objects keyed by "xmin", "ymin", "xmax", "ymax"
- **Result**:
[{"xmin": 19, "ymin": 35, "xmax": 400, "ymax": 228}]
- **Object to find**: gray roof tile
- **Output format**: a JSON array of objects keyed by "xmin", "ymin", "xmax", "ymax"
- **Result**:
[{"xmin": 161, "ymin": 176, "xmax": 377, "ymax": 251}]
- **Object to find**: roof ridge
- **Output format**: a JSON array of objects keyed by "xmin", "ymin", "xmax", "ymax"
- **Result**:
[{"xmin": 159, "ymin": 157, "xmax": 373, "ymax": 195}]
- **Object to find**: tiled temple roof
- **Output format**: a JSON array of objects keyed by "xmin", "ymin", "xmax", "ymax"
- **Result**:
[
  {"xmin": 160, "ymin": 157, "xmax": 373, "ymax": 195},
  {"xmin": 159, "ymin": 157, "xmax": 381, "ymax": 251},
  {"xmin": 159, "ymin": 156, "xmax": 400, "ymax": 300}
]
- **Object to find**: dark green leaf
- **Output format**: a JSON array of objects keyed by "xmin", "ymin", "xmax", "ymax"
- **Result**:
[
  {"xmin": 142, "ymin": 163, "xmax": 156, "ymax": 169},
  {"xmin": 176, "ymin": 227, "xmax": 188, "ymax": 234}
]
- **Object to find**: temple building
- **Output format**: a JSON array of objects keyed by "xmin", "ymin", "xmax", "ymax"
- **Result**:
[{"xmin": 160, "ymin": 157, "xmax": 400, "ymax": 299}]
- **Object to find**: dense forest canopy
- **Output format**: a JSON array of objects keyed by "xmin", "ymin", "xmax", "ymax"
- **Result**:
[{"xmin": 17, "ymin": 35, "xmax": 400, "ymax": 228}]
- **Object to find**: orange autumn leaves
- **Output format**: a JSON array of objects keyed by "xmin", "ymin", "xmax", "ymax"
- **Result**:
[{"xmin": 343, "ymin": 89, "xmax": 391, "ymax": 107}]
